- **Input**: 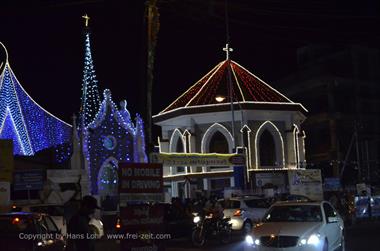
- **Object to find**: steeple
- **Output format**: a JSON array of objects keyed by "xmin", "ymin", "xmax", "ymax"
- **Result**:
[{"xmin": 80, "ymin": 14, "xmax": 101, "ymax": 128}]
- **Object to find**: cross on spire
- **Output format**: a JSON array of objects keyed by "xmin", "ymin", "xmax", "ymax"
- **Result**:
[
  {"xmin": 223, "ymin": 43, "xmax": 233, "ymax": 60},
  {"xmin": 82, "ymin": 14, "xmax": 90, "ymax": 27}
]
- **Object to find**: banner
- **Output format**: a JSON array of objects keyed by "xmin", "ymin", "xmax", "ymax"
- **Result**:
[
  {"xmin": 0, "ymin": 140, "xmax": 14, "ymax": 182},
  {"xmin": 13, "ymin": 169, "xmax": 45, "ymax": 191},
  {"xmin": 118, "ymin": 163, "xmax": 163, "ymax": 203},
  {"xmin": 288, "ymin": 169, "xmax": 323, "ymax": 201},
  {"xmin": 151, "ymin": 152, "xmax": 245, "ymax": 166}
]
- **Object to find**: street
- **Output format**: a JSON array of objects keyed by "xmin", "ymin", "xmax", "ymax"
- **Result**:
[{"xmin": 95, "ymin": 220, "xmax": 380, "ymax": 251}]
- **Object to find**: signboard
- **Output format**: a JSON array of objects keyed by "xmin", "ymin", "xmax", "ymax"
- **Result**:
[
  {"xmin": 120, "ymin": 204, "xmax": 166, "ymax": 251},
  {"xmin": 13, "ymin": 169, "xmax": 45, "ymax": 191},
  {"xmin": 356, "ymin": 183, "xmax": 369, "ymax": 196},
  {"xmin": 233, "ymin": 166, "xmax": 245, "ymax": 189},
  {"xmin": 255, "ymin": 172, "xmax": 286, "ymax": 188},
  {"xmin": 118, "ymin": 163, "xmax": 163, "ymax": 202},
  {"xmin": 0, "ymin": 140, "xmax": 14, "ymax": 182},
  {"xmin": 324, "ymin": 177, "xmax": 341, "ymax": 191},
  {"xmin": 288, "ymin": 169, "xmax": 323, "ymax": 201},
  {"xmin": 0, "ymin": 182, "xmax": 10, "ymax": 206},
  {"xmin": 151, "ymin": 152, "xmax": 245, "ymax": 167}
]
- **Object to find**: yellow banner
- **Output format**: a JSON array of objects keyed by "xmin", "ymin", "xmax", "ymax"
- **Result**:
[
  {"xmin": 0, "ymin": 140, "xmax": 14, "ymax": 182},
  {"xmin": 151, "ymin": 152, "xmax": 245, "ymax": 166}
]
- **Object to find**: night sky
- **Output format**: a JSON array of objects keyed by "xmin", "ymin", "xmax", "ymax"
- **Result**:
[{"xmin": 1, "ymin": 0, "xmax": 379, "ymax": 140}]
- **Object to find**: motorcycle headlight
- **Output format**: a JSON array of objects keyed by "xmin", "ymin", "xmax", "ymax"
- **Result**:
[
  {"xmin": 300, "ymin": 234, "xmax": 320, "ymax": 246},
  {"xmin": 193, "ymin": 216, "xmax": 200, "ymax": 223},
  {"xmin": 245, "ymin": 235, "xmax": 260, "ymax": 246},
  {"xmin": 245, "ymin": 235, "xmax": 254, "ymax": 245}
]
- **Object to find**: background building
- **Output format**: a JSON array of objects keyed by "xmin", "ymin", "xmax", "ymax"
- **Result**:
[{"xmin": 275, "ymin": 44, "xmax": 380, "ymax": 186}]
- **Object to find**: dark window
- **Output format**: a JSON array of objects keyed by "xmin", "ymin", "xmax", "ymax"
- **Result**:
[
  {"xmin": 175, "ymin": 137, "xmax": 185, "ymax": 172},
  {"xmin": 259, "ymin": 130, "xmax": 276, "ymax": 166},
  {"xmin": 209, "ymin": 131, "xmax": 229, "ymax": 169},
  {"xmin": 209, "ymin": 131, "xmax": 229, "ymax": 153},
  {"xmin": 210, "ymin": 178, "xmax": 230, "ymax": 190},
  {"xmin": 323, "ymin": 203, "xmax": 337, "ymax": 218}
]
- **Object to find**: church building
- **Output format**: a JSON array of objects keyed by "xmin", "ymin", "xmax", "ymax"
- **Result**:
[{"xmin": 153, "ymin": 44, "xmax": 308, "ymax": 198}]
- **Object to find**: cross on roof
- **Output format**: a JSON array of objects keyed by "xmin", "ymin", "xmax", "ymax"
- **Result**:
[
  {"xmin": 223, "ymin": 43, "xmax": 233, "ymax": 60},
  {"xmin": 82, "ymin": 14, "xmax": 90, "ymax": 27}
]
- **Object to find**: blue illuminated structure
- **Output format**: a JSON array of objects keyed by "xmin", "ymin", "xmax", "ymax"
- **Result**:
[
  {"xmin": 0, "ymin": 42, "xmax": 71, "ymax": 156},
  {"xmin": 84, "ymin": 89, "xmax": 147, "ymax": 195},
  {"xmin": 80, "ymin": 29, "xmax": 101, "ymax": 128},
  {"xmin": 77, "ymin": 16, "xmax": 147, "ymax": 196}
]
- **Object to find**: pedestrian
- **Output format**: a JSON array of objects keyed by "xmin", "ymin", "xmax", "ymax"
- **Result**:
[{"xmin": 66, "ymin": 195, "xmax": 101, "ymax": 251}]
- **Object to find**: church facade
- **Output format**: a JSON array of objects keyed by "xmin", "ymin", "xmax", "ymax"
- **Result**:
[
  {"xmin": 83, "ymin": 89, "xmax": 147, "ymax": 196},
  {"xmin": 153, "ymin": 45, "xmax": 308, "ymax": 198}
]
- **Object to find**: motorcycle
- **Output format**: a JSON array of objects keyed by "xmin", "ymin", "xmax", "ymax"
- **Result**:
[{"xmin": 191, "ymin": 212, "xmax": 232, "ymax": 247}]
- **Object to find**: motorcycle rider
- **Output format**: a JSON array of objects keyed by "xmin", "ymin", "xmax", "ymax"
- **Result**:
[{"xmin": 203, "ymin": 195, "xmax": 224, "ymax": 231}]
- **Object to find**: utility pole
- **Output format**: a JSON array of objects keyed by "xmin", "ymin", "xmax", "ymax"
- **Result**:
[{"xmin": 145, "ymin": 0, "xmax": 160, "ymax": 158}]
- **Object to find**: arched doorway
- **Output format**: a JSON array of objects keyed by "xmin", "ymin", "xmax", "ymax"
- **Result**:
[
  {"xmin": 259, "ymin": 130, "xmax": 276, "ymax": 166},
  {"xmin": 97, "ymin": 158, "xmax": 118, "ymax": 196}
]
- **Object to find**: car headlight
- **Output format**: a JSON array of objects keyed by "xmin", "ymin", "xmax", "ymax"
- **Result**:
[
  {"xmin": 245, "ymin": 235, "xmax": 260, "ymax": 246},
  {"xmin": 193, "ymin": 216, "xmax": 200, "ymax": 223},
  {"xmin": 300, "ymin": 234, "xmax": 321, "ymax": 246}
]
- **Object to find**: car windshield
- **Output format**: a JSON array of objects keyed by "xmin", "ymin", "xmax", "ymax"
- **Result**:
[
  {"xmin": 221, "ymin": 200, "xmax": 241, "ymax": 209},
  {"xmin": 29, "ymin": 206, "xmax": 64, "ymax": 216},
  {"xmin": 263, "ymin": 205, "xmax": 322, "ymax": 222},
  {"xmin": 244, "ymin": 199, "xmax": 270, "ymax": 208},
  {"xmin": 0, "ymin": 215, "xmax": 35, "ymax": 234}
]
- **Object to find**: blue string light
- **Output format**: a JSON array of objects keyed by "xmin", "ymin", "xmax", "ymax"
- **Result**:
[
  {"xmin": 84, "ymin": 89, "xmax": 147, "ymax": 195},
  {"xmin": 0, "ymin": 63, "xmax": 71, "ymax": 156}
]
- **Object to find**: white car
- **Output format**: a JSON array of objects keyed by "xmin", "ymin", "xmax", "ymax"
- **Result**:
[
  {"xmin": 245, "ymin": 201, "xmax": 345, "ymax": 251},
  {"xmin": 220, "ymin": 196, "xmax": 270, "ymax": 233}
]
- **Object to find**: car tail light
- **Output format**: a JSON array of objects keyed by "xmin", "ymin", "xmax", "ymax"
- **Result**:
[
  {"xmin": 115, "ymin": 218, "xmax": 121, "ymax": 229},
  {"xmin": 12, "ymin": 217, "xmax": 21, "ymax": 224},
  {"xmin": 233, "ymin": 209, "xmax": 243, "ymax": 216}
]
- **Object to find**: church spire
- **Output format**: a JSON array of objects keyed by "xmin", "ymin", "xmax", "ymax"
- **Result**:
[{"xmin": 80, "ymin": 14, "xmax": 100, "ymax": 128}]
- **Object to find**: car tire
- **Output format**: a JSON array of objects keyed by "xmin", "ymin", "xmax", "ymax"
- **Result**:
[
  {"xmin": 323, "ymin": 239, "xmax": 328, "ymax": 251},
  {"xmin": 243, "ymin": 221, "xmax": 252, "ymax": 234},
  {"xmin": 337, "ymin": 233, "xmax": 345, "ymax": 251}
]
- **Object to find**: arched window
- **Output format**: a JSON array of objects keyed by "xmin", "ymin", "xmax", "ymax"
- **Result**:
[
  {"xmin": 259, "ymin": 130, "xmax": 276, "ymax": 166},
  {"xmin": 209, "ymin": 131, "xmax": 229, "ymax": 169},
  {"xmin": 176, "ymin": 137, "xmax": 185, "ymax": 172},
  {"xmin": 98, "ymin": 160, "xmax": 118, "ymax": 196},
  {"xmin": 209, "ymin": 131, "xmax": 229, "ymax": 153}
]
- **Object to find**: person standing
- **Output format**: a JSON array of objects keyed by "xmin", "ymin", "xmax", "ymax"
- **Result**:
[{"xmin": 66, "ymin": 195, "xmax": 101, "ymax": 251}]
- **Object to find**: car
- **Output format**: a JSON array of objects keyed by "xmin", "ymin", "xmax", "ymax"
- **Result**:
[
  {"xmin": 16, "ymin": 204, "xmax": 67, "ymax": 235},
  {"xmin": 276, "ymin": 194, "xmax": 311, "ymax": 202},
  {"xmin": 0, "ymin": 212, "xmax": 66, "ymax": 251},
  {"xmin": 219, "ymin": 196, "xmax": 271, "ymax": 233},
  {"xmin": 15, "ymin": 203, "xmax": 104, "ymax": 239},
  {"xmin": 244, "ymin": 200, "xmax": 345, "ymax": 251}
]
